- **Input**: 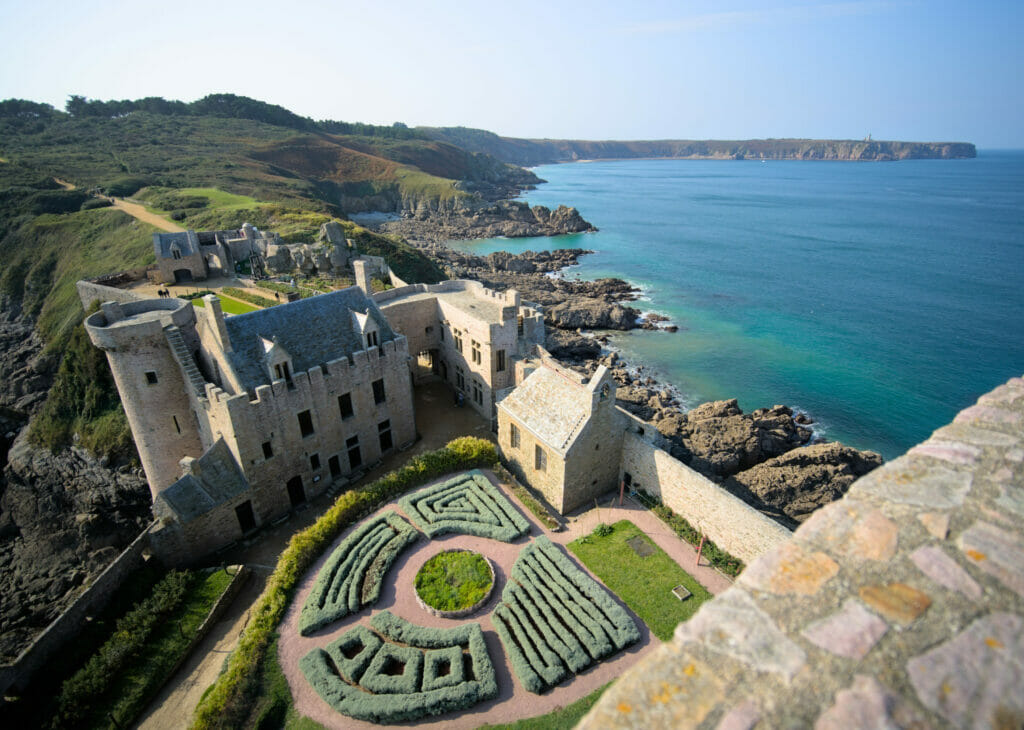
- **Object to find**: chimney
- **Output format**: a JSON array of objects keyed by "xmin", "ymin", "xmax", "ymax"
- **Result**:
[{"xmin": 353, "ymin": 259, "xmax": 372, "ymax": 295}]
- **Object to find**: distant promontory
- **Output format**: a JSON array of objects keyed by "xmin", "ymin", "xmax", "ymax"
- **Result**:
[{"xmin": 418, "ymin": 128, "xmax": 977, "ymax": 167}]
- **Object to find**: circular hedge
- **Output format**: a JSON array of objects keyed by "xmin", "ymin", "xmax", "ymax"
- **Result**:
[{"xmin": 414, "ymin": 550, "xmax": 494, "ymax": 616}]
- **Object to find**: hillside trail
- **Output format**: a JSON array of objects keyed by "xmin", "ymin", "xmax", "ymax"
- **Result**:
[
  {"xmin": 52, "ymin": 176, "xmax": 184, "ymax": 232},
  {"xmin": 110, "ymin": 197, "xmax": 184, "ymax": 233}
]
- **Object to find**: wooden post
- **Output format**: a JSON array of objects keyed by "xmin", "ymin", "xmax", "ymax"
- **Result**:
[
  {"xmin": 696, "ymin": 533, "xmax": 706, "ymax": 568},
  {"xmin": 619, "ymin": 479, "xmax": 625, "ymax": 506}
]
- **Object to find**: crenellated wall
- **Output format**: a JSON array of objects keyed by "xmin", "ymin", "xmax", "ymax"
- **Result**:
[{"xmin": 580, "ymin": 374, "xmax": 1024, "ymax": 729}]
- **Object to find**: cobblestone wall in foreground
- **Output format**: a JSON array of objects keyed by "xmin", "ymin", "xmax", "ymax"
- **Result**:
[{"xmin": 581, "ymin": 375, "xmax": 1024, "ymax": 729}]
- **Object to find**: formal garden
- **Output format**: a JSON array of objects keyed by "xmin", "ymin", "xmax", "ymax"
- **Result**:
[{"xmin": 192, "ymin": 437, "xmax": 715, "ymax": 729}]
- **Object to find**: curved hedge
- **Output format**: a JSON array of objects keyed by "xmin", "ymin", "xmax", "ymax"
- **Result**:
[
  {"xmin": 399, "ymin": 470, "xmax": 530, "ymax": 541},
  {"xmin": 299, "ymin": 511, "xmax": 417, "ymax": 635},
  {"xmin": 190, "ymin": 437, "xmax": 497, "ymax": 730},
  {"xmin": 300, "ymin": 611, "xmax": 497, "ymax": 723},
  {"xmin": 493, "ymin": 537, "xmax": 640, "ymax": 693}
]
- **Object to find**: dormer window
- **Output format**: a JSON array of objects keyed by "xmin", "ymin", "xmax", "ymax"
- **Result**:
[
  {"xmin": 261, "ymin": 336, "xmax": 293, "ymax": 384},
  {"xmin": 366, "ymin": 331, "xmax": 379, "ymax": 348},
  {"xmin": 170, "ymin": 244, "xmax": 182, "ymax": 261}
]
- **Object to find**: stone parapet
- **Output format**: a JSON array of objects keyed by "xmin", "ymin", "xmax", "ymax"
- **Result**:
[{"xmin": 580, "ymin": 375, "xmax": 1024, "ymax": 729}]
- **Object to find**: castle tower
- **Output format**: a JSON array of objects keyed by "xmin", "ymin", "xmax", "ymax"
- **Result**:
[{"xmin": 84, "ymin": 299, "xmax": 206, "ymax": 498}]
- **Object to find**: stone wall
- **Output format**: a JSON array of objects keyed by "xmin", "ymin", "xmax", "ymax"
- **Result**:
[
  {"xmin": 581, "ymin": 375, "xmax": 1024, "ymax": 729},
  {"xmin": 200, "ymin": 337, "xmax": 415, "ymax": 524},
  {"xmin": 498, "ymin": 413, "xmax": 568, "ymax": 510},
  {"xmin": 0, "ymin": 525, "xmax": 152, "ymax": 696},
  {"xmin": 76, "ymin": 280, "xmax": 145, "ymax": 310},
  {"xmin": 619, "ymin": 430, "xmax": 791, "ymax": 565}
]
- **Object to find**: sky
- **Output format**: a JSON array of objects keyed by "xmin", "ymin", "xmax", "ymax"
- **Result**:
[{"xmin": 1, "ymin": 0, "xmax": 1021, "ymax": 147}]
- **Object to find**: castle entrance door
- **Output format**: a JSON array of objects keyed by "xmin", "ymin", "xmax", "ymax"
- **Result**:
[
  {"xmin": 173, "ymin": 269, "xmax": 193, "ymax": 283},
  {"xmin": 235, "ymin": 500, "xmax": 256, "ymax": 533},
  {"xmin": 286, "ymin": 476, "xmax": 306, "ymax": 507}
]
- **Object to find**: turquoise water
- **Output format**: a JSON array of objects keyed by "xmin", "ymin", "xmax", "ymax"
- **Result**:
[{"xmin": 449, "ymin": 154, "xmax": 1024, "ymax": 459}]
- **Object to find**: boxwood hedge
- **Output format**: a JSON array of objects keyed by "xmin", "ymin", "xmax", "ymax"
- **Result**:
[
  {"xmin": 494, "ymin": 537, "xmax": 640, "ymax": 693},
  {"xmin": 299, "ymin": 511, "xmax": 417, "ymax": 635},
  {"xmin": 191, "ymin": 437, "xmax": 497, "ymax": 730},
  {"xmin": 399, "ymin": 470, "xmax": 530, "ymax": 541},
  {"xmin": 299, "ymin": 612, "xmax": 497, "ymax": 724}
]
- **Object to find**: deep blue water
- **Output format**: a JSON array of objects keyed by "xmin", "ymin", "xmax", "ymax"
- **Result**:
[{"xmin": 449, "ymin": 153, "xmax": 1024, "ymax": 459}]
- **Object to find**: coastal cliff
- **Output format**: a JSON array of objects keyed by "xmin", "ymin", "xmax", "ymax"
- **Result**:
[{"xmin": 418, "ymin": 128, "xmax": 978, "ymax": 166}]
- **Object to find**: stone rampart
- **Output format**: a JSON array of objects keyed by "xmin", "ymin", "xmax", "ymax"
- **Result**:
[
  {"xmin": 581, "ymin": 375, "xmax": 1024, "ymax": 729},
  {"xmin": 76, "ymin": 280, "xmax": 146, "ymax": 310},
  {"xmin": 0, "ymin": 525, "xmax": 153, "ymax": 697},
  {"xmin": 619, "ymin": 431, "xmax": 791, "ymax": 565}
]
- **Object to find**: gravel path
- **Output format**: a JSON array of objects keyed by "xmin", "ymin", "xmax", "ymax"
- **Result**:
[{"xmin": 277, "ymin": 470, "xmax": 731, "ymax": 729}]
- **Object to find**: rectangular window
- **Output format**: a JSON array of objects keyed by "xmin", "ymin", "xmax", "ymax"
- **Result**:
[
  {"xmin": 455, "ymin": 367, "xmax": 465, "ymax": 391},
  {"xmin": 346, "ymin": 435, "xmax": 362, "ymax": 469},
  {"xmin": 366, "ymin": 331, "xmax": 379, "ymax": 348},
  {"xmin": 298, "ymin": 410, "xmax": 315, "ymax": 437},
  {"xmin": 535, "ymin": 444, "xmax": 547, "ymax": 472},
  {"xmin": 471, "ymin": 340, "xmax": 481, "ymax": 364},
  {"xmin": 439, "ymin": 327, "xmax": 444, "ymax": 341},
  {"xmin": 496, "ymin": 350, "xmax": 506, "ymax": 372},
  {"xmin": 310, "ymin": 453, "xmax": 321, "ymax": 470},
  {"xmin": 454, "ymin": 329, "xmax": 463, "ymax": 352},
  {"xmin": 338, "ymin": 392, "xmax": 354, "ymax": 419},
  {"xmin": 378, "ymin": 419, "xmax": 393, "ymax": 452},
  {"xmin": 262, "ymin": 441, "xmax": 273, "ymax": 458},
  {"xmin": 328, "ymin": 454, "xmax": 341, "ymax": 478},
  {"xmin": 517, "ymin": 314, "xmax": 524, "ymax": 336},
  {"xmin": 473, "ymin": 380, "xmax": 483, "ymax": 406},
  {"xmin": 372, "ymin": 378, "xmax": 386, "ymax": 404},
  {"xmin": 145, "ymin": 371, "xmax": 158, "ymax": 385},
  {"xmin": 510, "ymin": 423, "xmax": 520, "ymax": 449}
]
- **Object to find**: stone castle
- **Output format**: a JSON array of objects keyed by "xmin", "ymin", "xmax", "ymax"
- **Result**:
[{"xmin": 81, "ymin": 226, "xmax": 792, "ymax": 565}]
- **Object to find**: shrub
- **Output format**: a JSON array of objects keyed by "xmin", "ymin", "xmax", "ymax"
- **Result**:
[
  {"xmin": 102, "ymin": 176, "xmax": 151, "ymax": 197},
  {"xmin": 300, "ymin": 613, "xmax": 497, "ymax": 723},
  {"xmin": 415, "ymin": 550, "xmax": 492, "ymax": 612},
  {"xmin": 494, "ymin": 537, "xmax": 640, "ymax": 693},
  {"xmin": 593, "ymin": 523, "xmax": 614, "ymax": 538},
  {"xmin": 221, "ymin": 287, "xmax": 277, "ymax": 308},
  {"xmin": 80, "ymin": 197, "xmax": 113, "ymax": 210},
  {"xmin": 53, "ymin": 571, "xmax": 192, "ymax": 727},
  {"xmin": 399, "ymin": 471, "xmax": 530, "ymax": 542},
  {"xmin": 191, "ymin": 437, "xmax": 497, "ymax": 730},
  {"xmin": 299, "ymin": 511, "xmax": 416, "ymax": 635}
]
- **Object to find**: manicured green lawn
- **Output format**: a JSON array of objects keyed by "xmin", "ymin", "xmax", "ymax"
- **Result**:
[
  {"xmin": 415, "ymin": 550, "xmax": 492, "ymax": 611},
  {"xmin": 190, "ymin": 294, "xmax": 259, "ymax": 314},
  {"xmin": 568, "ymin": 520, "xmax": 711, "ymax": 641},
  {"xmin": 478, "ymin": 683, "xmax": 610, "ymax": 729}
]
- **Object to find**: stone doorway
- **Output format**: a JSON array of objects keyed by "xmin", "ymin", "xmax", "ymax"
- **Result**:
[
  {"xmin": 286, "ymin": 476, "xmax": 306, "ymax": 507},
  {"xmin": 235, "ymin": 500, "xmax": 257, "ymax": 533},
  {"xmin": 173, "ymin": 268, "xmax": 194, "ymax": 284}
]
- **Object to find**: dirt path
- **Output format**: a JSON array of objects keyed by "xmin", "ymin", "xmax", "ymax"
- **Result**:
[
  {"xmin": 53, "ymin": 177, "xmax": 76, "ymax": 190},
  {"xmin": 137, "ymin": 572, "xmax": 267, "ymax": 730},
  {"xmin": 110, "ymin": 197, "xmax": 184, "ymax": 232}
]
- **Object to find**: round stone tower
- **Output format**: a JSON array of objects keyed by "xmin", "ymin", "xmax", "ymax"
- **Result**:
[{"xmin": 85, "ymin": 298, "xmax": 206, "ymax": 499}]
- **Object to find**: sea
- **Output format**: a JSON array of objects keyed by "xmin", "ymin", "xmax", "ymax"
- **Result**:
[{"xmin": 448, "ymin": 152, "xmax": 1024, "ymax": 460}]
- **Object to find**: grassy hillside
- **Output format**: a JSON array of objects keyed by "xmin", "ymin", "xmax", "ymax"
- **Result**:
[{"xmin": 0, "ymin": 95, "xmax": 472, "ymax": 460}]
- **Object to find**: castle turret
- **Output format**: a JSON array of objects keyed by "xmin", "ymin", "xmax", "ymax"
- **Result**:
[{"xmin": 85, "ymin": 298, "xmax": 206, "ymax": 498}]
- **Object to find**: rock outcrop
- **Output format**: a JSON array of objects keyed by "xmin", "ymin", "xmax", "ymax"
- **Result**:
[
  {"xmin": 372, "ymin": 199, "xmax": 596, "ymax": 244},
  {"xmin": 725, "ymin": 442, "xmax": 884, "ymax": 527},
  {"xmin": 0, "ymin": 435, "xmax": 151, "ymax": 661}
]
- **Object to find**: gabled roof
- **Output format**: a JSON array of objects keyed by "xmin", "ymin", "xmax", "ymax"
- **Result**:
[
  {"xmin": 499, "ymin": 365, "xmax": 594, "ymax": 453},
  {"xmin": 153, "ymin": 231, "xmax": 200, "ymax": 259},
  {"xmin": 156, "ymin": 439, "xmax": 249, "ymax": 523},
  {"xmin": 223, "ymin": 287, "xmax": 395, "ymax": 390}
]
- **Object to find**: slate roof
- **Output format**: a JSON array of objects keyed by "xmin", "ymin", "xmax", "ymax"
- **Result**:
[
  {"xmin": 499, "ymin": 366, "xmax": 593, "ymax": 453},
  {"xmin": 153, "ymin": 231, "xmax": 201, "ymax": 259},
  {"xmin": 157, "ymin": 439, "xmax": 250, "ymax": 523},
  {"xmin": 223, "ymin": 287, "xmax": 395, "ymax": 390}
]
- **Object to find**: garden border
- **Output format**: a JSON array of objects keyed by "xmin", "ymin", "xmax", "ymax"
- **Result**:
[{"xmin": 414, "ymin": 549, "xmax": 497, "ymax": 619}]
